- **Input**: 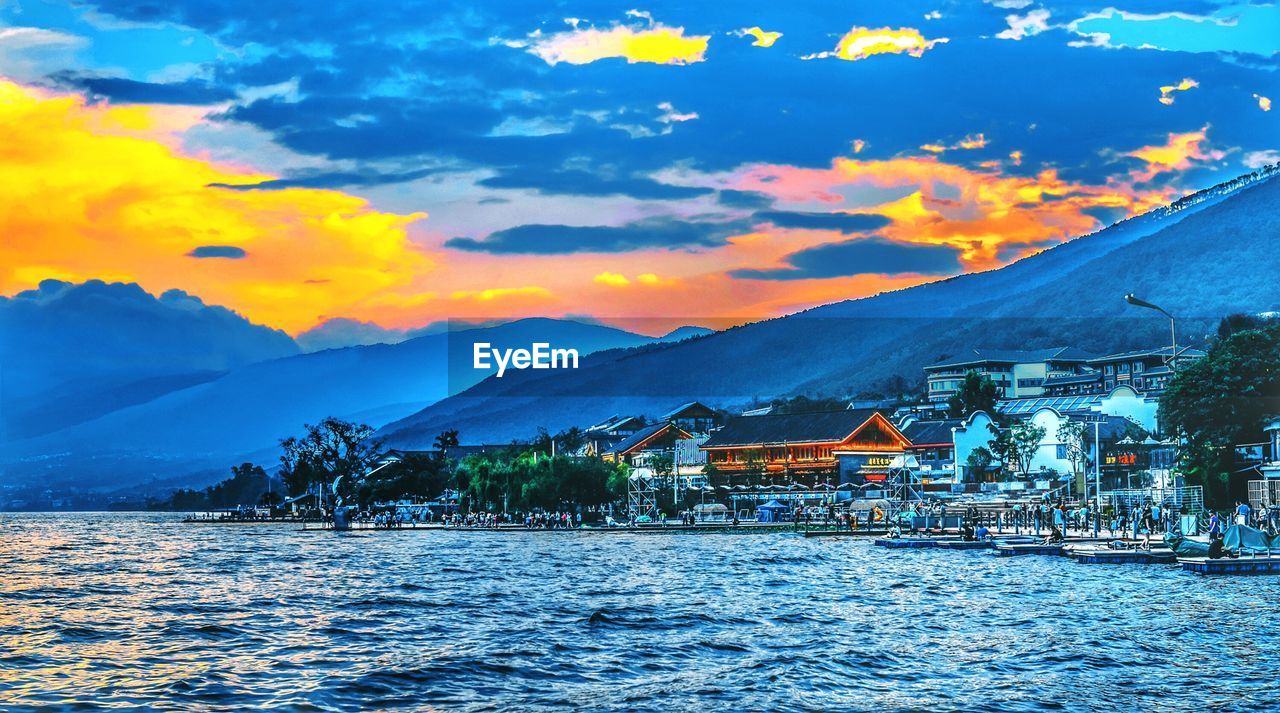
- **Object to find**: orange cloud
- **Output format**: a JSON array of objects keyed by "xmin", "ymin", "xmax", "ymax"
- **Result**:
[
  {"xmin": 737, "ymin": 27, "xmax": 782, "ymax": 47},
  {"xmin": 528, "ymin": 22, "xmax": 709, "ymax": 65},
  {"xmin": 0, "ymin": 80, "xmax": 432, "ymax": 334},
  {"xmin": 594, "ymin": 271, "xmax": 631, "ymax": 286},
  {"xmin": 921, "ymin": 133, "xmax": 988, "ymax": 153},
  {"xmin": 449, "ymin": 286, "xmax": 553, "ymax": 302},
  {"xmin": 730, "ymin": 151, "xmax": 1172, "ymax": 268},
  {"xmin": 1125, "ymin": 125, "xmax": 1224, "ymax": 181},
  {"xmin": 806, "ymin": 26, "xmax": 948, "ymax": 62},
  {"xmin": 1158, "ymin": 77, "xmax": 1198, "ymax": 105}
]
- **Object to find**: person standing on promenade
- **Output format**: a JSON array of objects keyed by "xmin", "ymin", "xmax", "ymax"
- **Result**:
[
  {"xmin": 1236, "ymin": 500, "xmax": 1251, "ymax": 527},
  {"xmin": 1140, "ymin": 507, "xmax": 1154, "ymax": 550}
]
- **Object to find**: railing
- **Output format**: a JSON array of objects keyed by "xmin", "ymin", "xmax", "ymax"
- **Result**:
[{"xmin": 1101, "ymin": 485, "xmax": 1204, "ymax": 514}]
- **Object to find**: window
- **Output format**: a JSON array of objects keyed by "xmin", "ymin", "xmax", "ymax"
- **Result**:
[
  {"xmin": 1104, "ymin": 380, "xmax": 1114, "ymax": 390},
  {"xmin": 1133, "ymin": 377, "xmax": 1144, "ymax": 389},
  {"xmin": 1056, "ymin": 444, "xmax": 1068, "ymax": 459},
  {"xmin": 1104, "ymin": 364, "xmax": 1114, "ymax": 375},
  {"xmin": 1132, "ymin": 361, "xmax": 1144, "ymax": 373},
  {"xmin": 1119, "ymin": 363, "xmax": 1130, "ymax": 374}
]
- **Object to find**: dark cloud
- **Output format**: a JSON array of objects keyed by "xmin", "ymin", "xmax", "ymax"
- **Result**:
[
  {"xmin": 75, "ymin": 0, "xmax": 1278, "ymax": 194},
  {"xmin": 208, "ymin": 168, "xmax": 433, "ymax": 190},
  {"xmin": 478, "ymin": 169, "xmax": 713, "ymax": 200},
  {"xmin": 187, "ymin": 245, "xmax": 248, "ymax": 259},
  {"xmin": 752, "ymin": 210, "xmax": 892, "ymax": 233},
  {"xmin": 53, "ymin": 73, "xmax": 236, "ymax": 105},
  {"xmin": 716, "ymin": 189, "xmax": 773, "ymax": 209},
  {"xmin": 730, "ymin": 237, "xmax": 962, "ymax": 280},
  {"xmin": 446, "ymin": 217, "xmax": 751, "ymax": 255}
]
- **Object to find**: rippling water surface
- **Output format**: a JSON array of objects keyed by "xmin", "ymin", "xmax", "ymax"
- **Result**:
[{"xmin": 2, "ymin": 512, "xmax": 1277, "ymax": 711}]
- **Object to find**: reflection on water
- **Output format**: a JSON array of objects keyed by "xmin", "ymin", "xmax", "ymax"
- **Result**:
[{"xmin": 0, "ymin": 512, "xmax": 1275, "ymax": 710}]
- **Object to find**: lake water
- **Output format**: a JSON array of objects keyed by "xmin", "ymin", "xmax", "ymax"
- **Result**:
[{"xmin": 1, "ymin": 512, "xmax": 1276, "ymax": 711}]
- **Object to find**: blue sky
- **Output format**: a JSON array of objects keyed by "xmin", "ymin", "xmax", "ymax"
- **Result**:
[{"xmin": 1, "ymin": 0, "xmax": 1276, "ymax": 334}]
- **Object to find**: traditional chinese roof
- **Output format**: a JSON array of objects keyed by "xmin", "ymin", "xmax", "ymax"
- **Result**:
[
  {"xmin": 701, "ymin": 408, "xmax": 889, "ymax": 448},
  {"xmin": 661, "ymin": 401, "xmax": 718, "ymax": 421},
  {"xmin": 607, "ymin": 422, "xmax": 692, "ymax": 456},
  {"xmin": 900, "ymin": 419, "xmax": 963, "ymax": 446}
]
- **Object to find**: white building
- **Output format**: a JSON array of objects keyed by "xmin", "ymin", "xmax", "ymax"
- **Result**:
[{"xmin": 923, "ymin": 347, "xmax": 1095, "ymax": 403}]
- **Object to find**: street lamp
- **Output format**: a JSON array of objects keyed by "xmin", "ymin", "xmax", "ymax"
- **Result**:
[{"xmin": 1124, "ymin": 293, "xmax": 1178, "ymax": 372}]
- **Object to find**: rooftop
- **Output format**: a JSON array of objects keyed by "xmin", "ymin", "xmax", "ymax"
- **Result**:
[
  {"xmin": 702, "ymin": 408, "xmax": 885, "ymax": 448},
  {"xmin": 1090, "ymin": 346, "xmax": 1207, "ymax": 363},
  {"xmin": 900, "ymin": 419, "xmax": 963, "ymax": 446},
  {"xmin": 926, "ymin": 347, "xmax": 1096, "ymax": 370}
]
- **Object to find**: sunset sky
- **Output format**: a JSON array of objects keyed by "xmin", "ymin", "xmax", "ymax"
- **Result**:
[{"xmin": 1, "ymin": 0, "xmax": 1277, "ymax": 337}]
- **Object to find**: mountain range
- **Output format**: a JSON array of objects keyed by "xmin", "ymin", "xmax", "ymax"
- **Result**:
[
  {"xmin": 4, "ymin": 165, "xmax": 1277, "ymax": 492},
  {"xmin": 377, "ymin": 165, "xmax": 1280, "ymax": 448},
  {"xmin": 1, "ymin": 293, "xmax": 704, "ymax": 489}
]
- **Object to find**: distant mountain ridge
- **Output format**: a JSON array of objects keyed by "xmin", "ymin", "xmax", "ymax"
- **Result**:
[
  {"xmin": 378, "ymin": 165, "xmax": 1280, "ymax": 447},
  {"xmin": 0, "ymin": 280, "xmax": 300, "ymax": 439},
  {"xmin": 2, "ymin": 316, "xmax": 680, "ymax": 489}
]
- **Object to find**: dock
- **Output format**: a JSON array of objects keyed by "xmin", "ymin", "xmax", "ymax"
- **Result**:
[
  {"xmin": 1180, "ymin": 555, "xmax": 1280, "ymax": 574},
  {"xmin": 1072, "ymin": 547, "xmax": 1176, "ymax": 565}
]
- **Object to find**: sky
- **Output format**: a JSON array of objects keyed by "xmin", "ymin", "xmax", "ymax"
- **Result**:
[{"xmin": 1, "ymin": 0, "xmax": 1277, "ymax": 338}]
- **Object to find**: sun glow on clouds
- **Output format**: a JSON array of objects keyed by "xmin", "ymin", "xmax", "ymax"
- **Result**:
[
  {"xmin": 0, "ymin": 80, "xmax": 434, "ymax": 334},
  {"xmin": 1125, "ymin": 125, "xmax": 1223, "ymax": 181},
  {"xmin": 805, "ymin": 27, "xmax": 948, "ymax": 62},
  {"xmin": 1158, "ymin": 78, "xmax": 1198, "ymax": 105},
  {"xmin": 736, "ymin": 27, "xmax": 781, "ymax": 47},
  {"xmin": 1256, "ymin": 94, "xmax": 1272, "ymax": 112},
  {"xmin": 728, "ymin": 149, "xmax": 1177, "ymax": 268},
  {"xmin": 527, "ymin": 20, "xmax": 709, "ymax": 65},
  {"xmin": 921, "ymin": 133, "xmax": 987, "ymax": 153}
]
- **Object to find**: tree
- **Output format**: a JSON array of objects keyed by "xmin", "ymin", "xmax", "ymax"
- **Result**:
[
  {"xmin": 1009, "ymin": 421, "xmax": 1048, "ymax": 478},
  {"xmin": 433, "ymin": 429, "xmax": 460, "ymax": 457},
  {"xmin": 648, "ymin": 452, "xmax": 675, "ymax": 479},
  {"xmin": 554, "ymin": 426, "xmax": 586, "ymax": 455},
  {"xmin": 742, "ymin": 449, "xmax": 766, "ymax": 486},
  {"xmin": 1057, "ymin": 421, "xmax": 1088, "ymax": 477},
  {"xmin": 702, "ymin": 461, "xmax": 726, "ymax": 488},
  {"xmin": 965, "ymin": 446, "xmax": 993, "ymax": 482},
  {"xmin": 1160, "ymin": 321, "xmax": 1280, "ymax": 506},
  {"xmin": 279, "ymin": 418, "xmax": 383, "ymax": 498},
  {"xmin": 987, "ymin": 420, "xmax": 1046, "ymax": 479},
  {"xmin": 948, "ymin": 371, "xmax": 1000, "ymax": 419}
]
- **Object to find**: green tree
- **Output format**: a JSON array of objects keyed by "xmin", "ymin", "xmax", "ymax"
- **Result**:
[
  {"xmin": 965, "ymin": 446, "xmax": 993, "ymax": 481},
  {"xmin": 948, "ymin": 370, "xmax": 1001, "ymax": 419},
  {"xmin": 987, "ymin": 420, "xmax": 1047, "ymax": 479},
  {"xmin": 1160, "ymin": 320, "xmax": 1280, "ymax": 506},
  {"xmin": 648, "ymin": 452, "xmax": 675, "ymax": 479}
]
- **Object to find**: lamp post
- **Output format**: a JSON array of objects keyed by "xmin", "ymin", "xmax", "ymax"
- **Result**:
[{"xmin": 1124, "ymin": 293, "xmax": 1178, "ymax": 372}]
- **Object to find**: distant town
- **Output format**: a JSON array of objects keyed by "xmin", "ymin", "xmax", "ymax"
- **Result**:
[{"xmin": 28, "ymin": 308, "xmax": 1267, "ymax": 529}]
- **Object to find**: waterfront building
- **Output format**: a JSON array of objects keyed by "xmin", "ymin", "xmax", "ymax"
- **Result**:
[
  {"xmin": 924, "ymin": 347, "xmax": 1095, "ymax": 403},
  {"xmin": 602, "ymin": 422, "xmax": 697, "ymax": 468},
  {"xmin": 581, "ymin": 415, "xmax": 647, "ymax": 457},
  {"xmin": 952, "ymin": 411, "xmax": 1000, "ymax": 482},
  {"xmin": 897, "ymin": 416, "xmax": 961, "ymax": 478},
  {"xmin": 1041, "ymin": 346, "xmax": 1207, "ymax": 396},
  {"xmin": 996, "ymin": 385, "xmax": 1160, "ymax": 434},
  {"xmin": 660, "ymin": 401, "xmax": 722, "ymax": 436},
  {"xmin": 700, "ymin": 409, "xmax": 909, "ymax": 483}
]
